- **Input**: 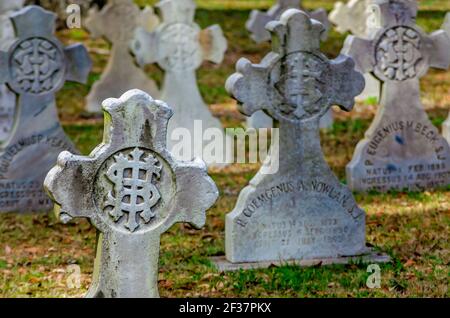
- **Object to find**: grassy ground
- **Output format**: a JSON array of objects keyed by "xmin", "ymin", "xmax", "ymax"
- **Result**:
[{"xmin": 0, "ymin": 2, "xmax": 449, "ymax": 297}]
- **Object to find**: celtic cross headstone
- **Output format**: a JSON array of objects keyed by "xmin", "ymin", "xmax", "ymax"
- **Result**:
[
  {"xmin": 84, "ymin": 0, "xmax": 160, "ymax": 113},
  {"xmin": 0, "ymin": 6, "xmax": 91, "ymax": 213},
  {"xmin": 219, "ymin": 9, "xmax": 375, "ymax": 267},
  {"xmin": 130, "ymin": 0, "xmax": 229, "ymax": 164},
  {"xmin": 0, "ymin": 0, "xmax": 24, "ymax": 144},
  {"xmin": 344, "ymin": 0, "xmax": 450, "ymax": 192},
  {"xmin": 442, "ymin": 12, "xmax": 450, "ymax": 142},
  {"xmin": 246, "ymin": 0, "xmax": 332, "ymax": 129},
  {"xmin": 44, "ymin": 89, "xmax": 218, "ymax": 298},
  {"xmin": 329, "ymin": 0, "xmax": 381, "ymax": 102}
]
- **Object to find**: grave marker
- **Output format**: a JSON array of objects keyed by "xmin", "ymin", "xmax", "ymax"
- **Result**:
[
  {"xmin": 344, "ymin": 0, "xmax": 450, "ymax": 192},
  {"xmin": 214, "ymin": 10, "xmax": 388, "ymax": 269},
  {"xmin": 329, "ymin": 0, "xmax": 381, "ymax": 103},
  {"xmin": 44, "ymin": 89, "xmax": 218, "ymax": 298},
  {"xmin": 84, "ymin": 0, "xmax": 160, "ymax": 113},
  {"xmin": 130, "ymin": 0, "xmax": 229, "ymax": 164},
  {"xmin": 0, "ymin": 6, "xmax": 91, "ymax": 212}
]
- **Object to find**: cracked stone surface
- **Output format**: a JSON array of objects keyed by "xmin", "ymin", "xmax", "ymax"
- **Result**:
[{"xmin": 442, "ymin": 12, "xmax": 450, "ymax": 142}]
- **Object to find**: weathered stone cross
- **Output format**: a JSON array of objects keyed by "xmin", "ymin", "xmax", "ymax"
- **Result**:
[
  {"xmin": 225, "ymin": 9, "xmax": 367, "ymax": 263},
  {"xmin": 44, "ymin": 89, "xmax": 218, "ymax": 298},
  {"xmin": 0, "ymin": 0, "xmax": 24, "ymax": 144},
  {"xmin": 0, "ymin": 6, "xmax": 91, "ymax": 213},
  {"xmin": 442, "ymin": 12, "xmax": 450, "ymax": 142},
  {"xmin": 329, "ymin": 0, "xmax": 381, "ymax": 103},
  {"xmin": 84, "ymin": 0, "xmax": 160, "ymax": 113},
  {"xmin": 130, "ymin": 0, "xmax": 229, "ymax": 162},
  {"xmin": 343, "ymin": 0, "xmax": 450, "ymax": 192},
  {"xmin": 246, "ymin": 0, "xmax": 330, "ymax": 44}
]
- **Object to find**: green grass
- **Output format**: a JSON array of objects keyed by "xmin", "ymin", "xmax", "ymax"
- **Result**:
[{"xmin": 0, "ymin": 4, "xmax": 449, "ymax": 298}]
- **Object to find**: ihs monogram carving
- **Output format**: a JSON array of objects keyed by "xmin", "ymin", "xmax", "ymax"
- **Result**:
[
  {"xmin": 101, "ymin": 148, "xmax": 162, "ymax": 232},
  {"xmin": 10, "ymin": 38, "xmax": 64, "ymax": 94},
  {"xmin": 375, "ymin": 26, "xmax": 423, "ymax": 81},
  {"xmin": 272, "ymin": 52, "xmax": 328, "ymax": 120},
  {"xmin": 159, "ymin": 23, "xmax": 202, "ymax": 71}
]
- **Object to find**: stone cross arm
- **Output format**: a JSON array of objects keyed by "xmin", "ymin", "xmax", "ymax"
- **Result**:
[
  {"xmin": 44, "ymin": 90, "xmax": 218, "ymax": 234},
  {"xmin": 131, "ymin": 23, "xmax": 227, "ymax": 68},
  {"xmin": 0, "ymin": 6, "xmax": 91, "ymax": 89}
]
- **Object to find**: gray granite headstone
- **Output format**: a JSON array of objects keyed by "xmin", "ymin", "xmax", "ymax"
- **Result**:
[
  {"xmin": 0, "ymin": 6, "xmax": 91, "ymax": 213},
  {"xmin": 246, "ymin": 0, "xmax": 333, "ymax": 129},
  {"xmin": 130, "ymin": 0, "xmax": 230, "ymax": 165},
  {"xmin": 0, "ymin": 0, "xmax": 24, "ymax": 144},
  {"xmin": 329, "ymin": 0, "xmax": 380, "ymax": 102},
  {"xmin": 223, "ymin": 9, "xmax": 369, "ymax": 264},
  {"xmin": 344, "ymin": 0, "xmax": 450, "ymax": 192},
  {"xmin": 44, "ymin": 89, "xmax": 218, "ymax": 298},
  {"xmin": 84, "ymin": 0, "xmax": 160, "ymax": 113},
  {"xmin": 442, "ymin": 12, "xmax": 450, "ymax": 143}
]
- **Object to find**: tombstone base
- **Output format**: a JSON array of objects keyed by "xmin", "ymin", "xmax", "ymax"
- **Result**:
[{"xmin": 210, "ymin": 248, "xmax": 390, "ymax": 272}]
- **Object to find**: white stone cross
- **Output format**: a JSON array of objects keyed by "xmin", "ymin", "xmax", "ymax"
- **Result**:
[
  {"xmin": 344, "ymin": 0, "xmax": 450, "ymax": 192},
  {"xmin": 44, "ymin": 89, "xmax": 218, "ymax": 298},
  {"xmin": 225, "ymin": 9, "xmax": 367, "ymax": 264},
  {"xmin": 0, "ymin": 0, "xmax": 24, "ymax": 144},
  {"xmin": 84, "ymin": 0, "xmax": 160, "ymax": 113},
  {"xmin": 0, "ymin": 6, "xmax": 91, "ymax": 213},
  {"xmin": 130, "ymin": 0, "xmax": 229, "ymax": 164}
]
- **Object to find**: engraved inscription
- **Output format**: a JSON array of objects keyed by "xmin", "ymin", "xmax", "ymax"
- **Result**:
[
  {"xmin": 9, "ymin": 38, "xmax": 64, "ymax": 94},
  {"xmin": 375, "ymin": 26, "xmax": 423, "ymax": 81},
  {"xmin": 159, "ymin": 23, "xmax": 202, "ymax": 71},
  {"xmin": 0, "ymin": 180, "xmax": 52, "ymax": 209},
  {"xmin": 103, "ymin": 148, "xmax": 162, "ymax": 232}
]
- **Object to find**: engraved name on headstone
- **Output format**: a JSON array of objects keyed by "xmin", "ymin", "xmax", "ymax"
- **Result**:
[
  {"xmin": 344, "ymin": 0, "xmax": 450, "ymax": 192},
  {"xmin": 223, "ymin": 10, "xmax": 369, "ymax": 265},
  {"xmin": 130, "ymin": 0, "xmax": 229, "ymax": 164},
  {"xmin": 0, "ymin": 6, "xmax": 91, "ymax": 212},
  {"xmin": 84, "ymin": 0, "xmax": 160, "ymax": 113},
  {"xmin": 44, "ymin": 89, "xmax": 219, "ymax": 297}
]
